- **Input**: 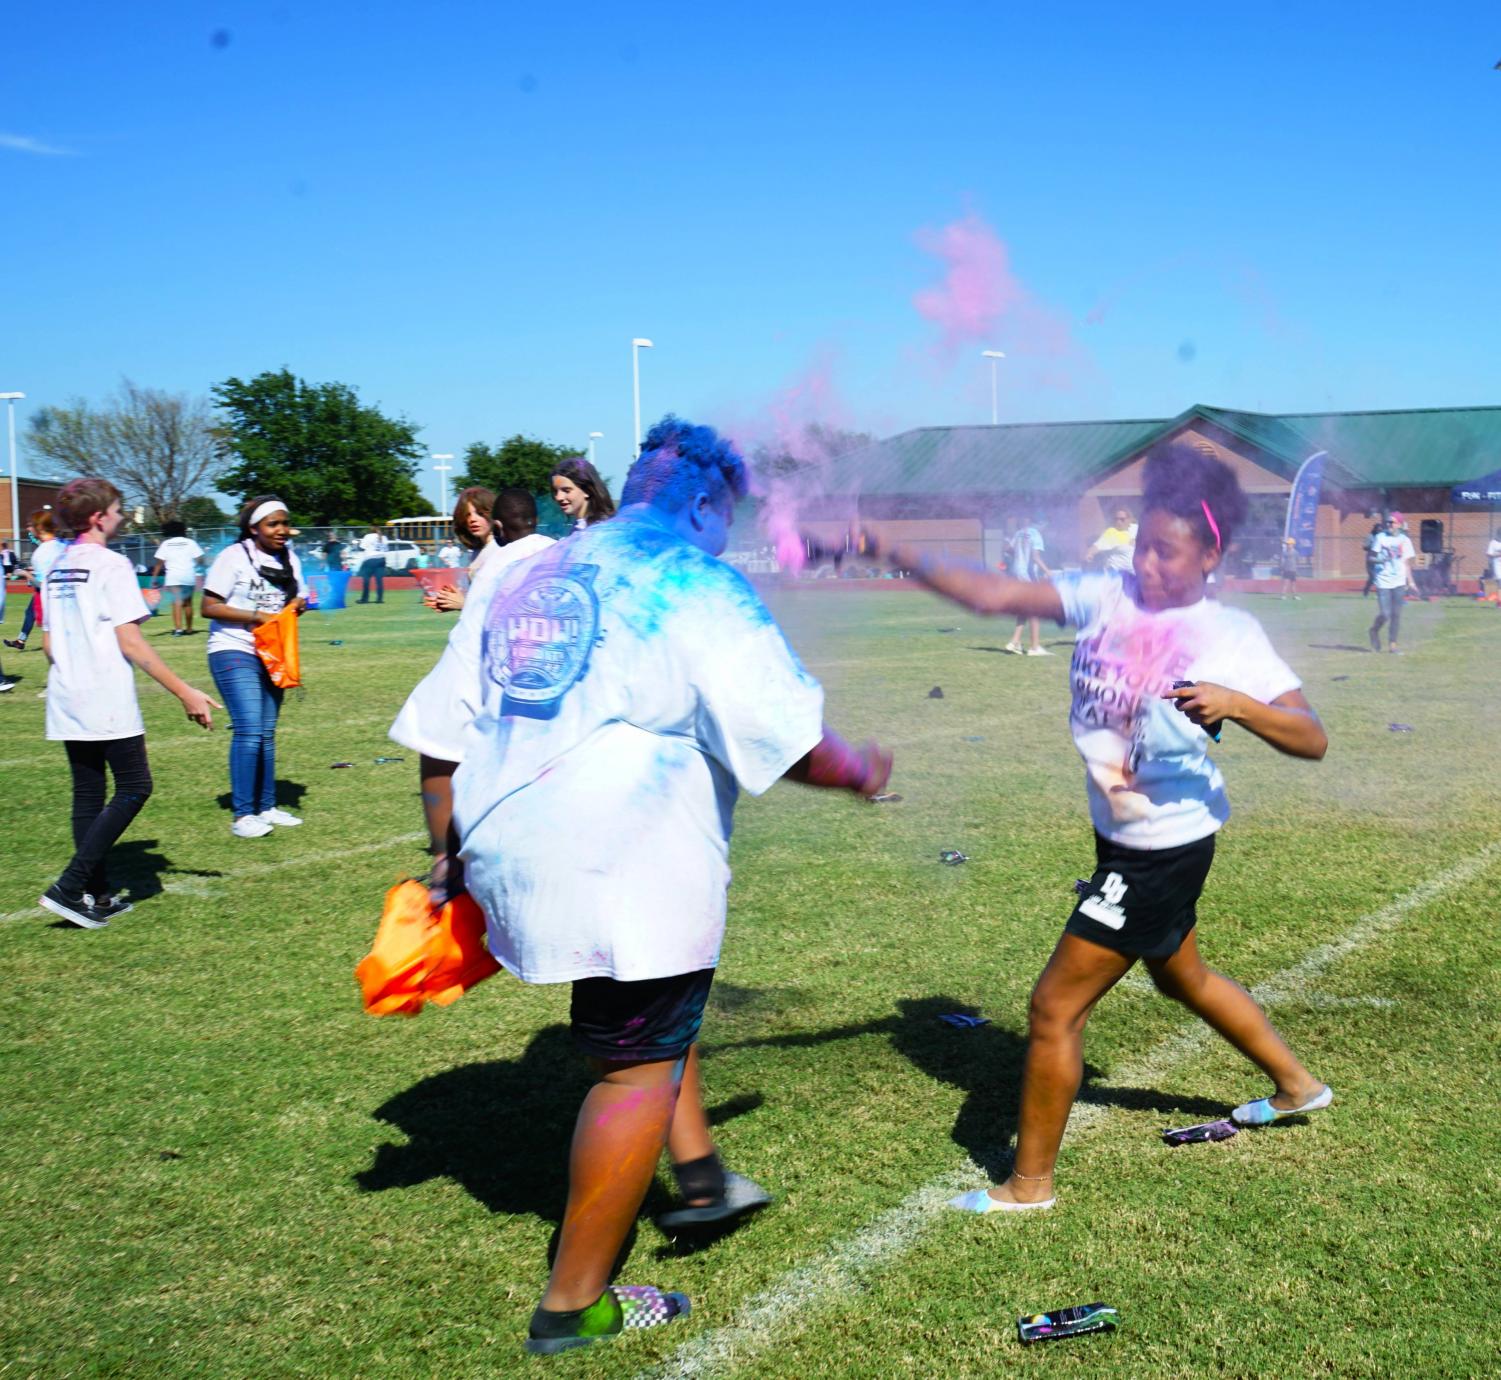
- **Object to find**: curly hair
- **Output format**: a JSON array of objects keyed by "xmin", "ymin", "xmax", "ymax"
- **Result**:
[
  {"xmin": 620, "ymin": 415, "xmax": 748, "ymax": 514},
  {"xmin": 551, "ymin": 456, "xmax": 616, "ymax": 525},
  {"xmin": 1141, "ymin": 438, "xmax": 1249, "ymax": 552}
]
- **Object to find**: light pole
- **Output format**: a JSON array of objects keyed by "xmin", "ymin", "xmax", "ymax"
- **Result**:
[
  {"xmin": 588, "ymin": 431, "xmax": 603, "ymax": 466},
  {"xmin": 431, "ymin": 454, "xmax": 454, "ymax": 516},
  {"xmin": 631, "ymin": 338, "xmax": 653, "ymax": 453},
  {"xmin": 981, "ymin": 351, "xmax": 1005, "ymax": 426},
  {"xmin": 1, "ymin": 391, "xmax": 24, "ymax": 545}
]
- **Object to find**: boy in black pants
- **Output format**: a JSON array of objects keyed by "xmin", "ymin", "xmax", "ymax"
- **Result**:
[{"xmin": 40, "ymin": 479, "xmax": 219, "ymax": 928}]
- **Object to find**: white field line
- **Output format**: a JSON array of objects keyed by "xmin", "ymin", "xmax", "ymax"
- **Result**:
[
  {"xmin": 637, "ymin": 840, "xmax": 1501, "ymax": 1380},
  {"xmin": 2, "ymin": 831, "xmax": 426, "ymax": 924}
]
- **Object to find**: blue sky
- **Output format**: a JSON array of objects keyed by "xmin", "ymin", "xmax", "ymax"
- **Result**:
[{"xmin": 4, "ymin": 3, "xmax": 1499, "ymax": 507}]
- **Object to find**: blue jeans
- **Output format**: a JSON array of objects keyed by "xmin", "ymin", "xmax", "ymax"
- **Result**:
[
  {"xmin": 358, "ymin": 558, "xmax": 384, "ymax": 602},
  {"xmin": 210, "ymin": 650, "xmax": 283, "ymax": 817}
]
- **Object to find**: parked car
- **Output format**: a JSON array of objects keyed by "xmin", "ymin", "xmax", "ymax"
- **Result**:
[{"xmin": 343, "ymin": 539, "xmax": 425, "ymax": 573}]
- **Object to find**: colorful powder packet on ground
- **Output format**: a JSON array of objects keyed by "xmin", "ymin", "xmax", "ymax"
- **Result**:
[
  {"xmin": 1017, "ymin": 1304, "xmax": 1119, "ymax": 1344},
  {"xmin": 331, "ymin": 761, "xmax": 355, "ymax": 769},
  {"xmin": 938, "ymin": 1013, "xmax": 991, "ymax": 1029},
  {"xmin": 1389, "ymin": 723, "xmax": 1414, "ymax": 733},
  {"xmin": 939, "ymin": 849, "xmax": 968, "ymax": 865},
  {"xmin": 870, "ymin": 792, "xmax": 903, "ymax": 803},
  {"xmin": 1161, "ymin": 1119, "xmax": 1239, "ymax": 1146}
]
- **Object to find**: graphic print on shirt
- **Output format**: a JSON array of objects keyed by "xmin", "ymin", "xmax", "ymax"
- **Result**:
[{"xmin": 483, "ymin": 561, "xmax": 602, "ymax": 719}]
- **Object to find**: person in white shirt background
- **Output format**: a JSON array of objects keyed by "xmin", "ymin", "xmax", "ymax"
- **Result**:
[
  {"xmin": 5, "ymin": 509, "xmax": 62, "ymax": 653},
  {"xmin": 1482, "ymin": 530, "xmax": 1501, "ymax": 601},
  {"xmin": 869, "ymin": 439, "xmax": 1330, "ymax": 1215},
  {"xmin": 355, "ymin": 524, "xmax": 389, "ymax": 604},
  {"xmin": 550, "ymin": 455, "xmax": 616, "ymax": 532},
  {"xmin": 200, "ymin": 497, "xmax": 307, "ymax": 839},
  {"xmin": 38, "ymin": 477, "xmax": 219, "ymax": 928},
  {"xmin": 436, "ymin": 539, "xmax": 463, "ymax": 570},
  {"xmin": 1367, "ymin": 511, "xmax": 1417, "ymax": 653},
  {"xmin": 426, "ymin": 487, "xmax": 551, "ymax": 615},
  {"xmin": 149, "ymin": 519, "xmax": 206, "ymax": 637},
  {"xmin": 1002, "ymin": 511, "xmax": 1053, "ymax": 655}
]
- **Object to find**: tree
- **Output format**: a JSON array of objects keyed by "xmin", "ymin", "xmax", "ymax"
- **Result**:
[
  {"xmin": 25, "ymin": 379, "xmax": 226, "ymax": 525},
  {"xmin": 179, "ymin": 494, "xmax": 231, "ymax": 527},
  {"xmin": 455, "ymin": 435, "xmax": 579, "ymax": 500},
  {"xmin": 751, "ymin": 422, "xmax": 875, "ymax": 478},
  {"xmin": 212, "ymin": 369, "xmax": 428, "ymax": 524}
]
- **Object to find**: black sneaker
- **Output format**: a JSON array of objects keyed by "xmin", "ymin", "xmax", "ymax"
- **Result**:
[
  {"xmin": 85, "ymin": 893, "xmax": 134, "ymax": 921},
  {"xmin": 2, "ymin": 638, "xmax": 25, "ymax": 651},
  {"xmin": 39, "ymin": 885, "xmax": 109, "ymax": 929}
]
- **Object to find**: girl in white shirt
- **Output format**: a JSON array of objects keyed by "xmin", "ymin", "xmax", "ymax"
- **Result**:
[
  {"xmin": 200, "ymin": 498, "xmax": 306, "ymax": 838},
  {"xmin": 871, "ymin": 440, "xmax": 1332, "ymax": 1213},
  {"xmin": 426, "ymin": 487, "xmax": 495, "ymax": 614},
  {"xmin": 551, "ymin": 456, "xmax": 616, "ymax": 532}
]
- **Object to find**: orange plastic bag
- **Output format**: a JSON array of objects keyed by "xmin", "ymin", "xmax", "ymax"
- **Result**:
[
  {"xmin": 252, "ymin": 603, "xmax": 302, "ymax": 689},
  {"xmin": 356, "ymin": 879, "xmax": 501, "ymax": 1017}
]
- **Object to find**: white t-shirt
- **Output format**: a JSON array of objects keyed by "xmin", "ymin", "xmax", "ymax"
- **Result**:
[
  {"xmin": 30, "ymin": 537, "xmax": 63, "ymax": 588},
  {"xmin": 41, "ymin": 543, "xmax": 151, "ymax": 741},
  {"xmin": 1053, "ymin": 571, "xmax": 1302, "ymax": 850},
  {"xmin": 154, "ymin": 536, "xmax": 205, "ymax": 587},
  {"xmin": 437, "ymin": 514, "xmax": 824, "ymax": 984},
  {"xmin": 437, "ymin": 543, "xmax": 463, "ymax": 568},
  {"xmin": 1008, "ymin": 526, "xmax": 1044, "ymax": 580},
  {"xmin": 1371, "ymin": 531, "xmax": 1415, "ymax": 590},
  {"xmin": 203, "ymin": 541, "xmax": 307, "ymax": 655},
  {"xmin": 390, "ymin": 535, "xmax": 557, "ymax": 762},
  {"xmin": 358, "ymin": 532, "xmax": 388, "ymax": 559},
  {"xmin": 1092, "ymin": 524, "xmax": 1138, "ymax": 573},
  {"xmin": 1487, "ymin": 537, "xmax": 1501, "ymax": 579}
]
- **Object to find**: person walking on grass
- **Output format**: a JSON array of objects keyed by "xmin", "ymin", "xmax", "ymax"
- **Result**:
[
  {"xmin": 201, "ymin": 498, "xmax": 306, "ymax": 839},
  {"xmin": 37, "ymin": 479, "xmax": 219, "ymax": 928},
  {"xmin": 867, "ymin": 440, "xmax": 1330, "ymax": 1214},
  {"xmin": 1002, "ymin": 513, "xmax": 1053, "ymax": 655},
  {"xmin": 422, "ymin": 417, "xmax": 891, "ymax": 1353},
  {"xmin": 355, "ymin": 524, "xmax": 388, "ymax": 603},
  {"xmin": 1279, "ymin": 536, "xmax": 1301, "ymax": 600},
  {"xmin": 5, "ymin": 509, "xmax": 62, "ymax": 652},
  {"xmin": 1368, "ymin": 512, "xmax": 1417, "ymax": 653},
  {"xmin": 149, "ymin": 519, "xmax": 206, "ymax": 636}
]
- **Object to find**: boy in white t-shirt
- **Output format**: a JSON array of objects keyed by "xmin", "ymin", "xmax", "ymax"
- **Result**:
[
  {"xmin": 413, "ymin": 418, "xmax": 891, "ymax": 1354},
  {"xmin": 1368, "ymin": 513, "xmax": 1417, "ymax": 653},
  {"xmin": 870, "ymin": 440, "xmax": 1331, "ymax": 1215},
  {"xmin": 39, "ymin": 479, "xmax": 220, "ymax": 928},
  {"xmin": 150, "ymin": 519, "xmax": 206, "ymax": 637}
]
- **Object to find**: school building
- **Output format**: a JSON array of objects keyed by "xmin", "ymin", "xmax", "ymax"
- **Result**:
[
  {"xmin": 798, "ymin": 403, "xmax": 1501, "ymax": 586},
  {"xmin": 2, "ymin": 474, "xmax": 59, "ymax": 549}
]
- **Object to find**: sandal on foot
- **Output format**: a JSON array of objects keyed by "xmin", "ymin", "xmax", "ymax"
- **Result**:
[
  {"xmin": 657, "ymin": 1171, "xmax": 772, "ymax": 1230},
  {"xmin": 1231, "ymin": 1084, "xmax": 1333, "ymax": 1127},
  {"xmin": 525, "ymin": 1285, "xmax": 690, "ymax": 1355},
  {"xmin": 949, "ymin": 1187, "xmax": 1055, "ymax": 1214}
]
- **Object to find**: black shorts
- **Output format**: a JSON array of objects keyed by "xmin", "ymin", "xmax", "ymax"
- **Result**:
[
  {"xmin": 1065, "ymin": 831, "xmax": 1216, "ymax": 958},
  {"xmin": 570, "ymin": 967, "xmax": 715, "ymax": 1063}
]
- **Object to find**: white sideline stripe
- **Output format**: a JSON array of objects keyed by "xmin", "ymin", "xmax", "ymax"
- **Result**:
[
  {"xmin": 637, "ymin": 840, "xmax": 1501, "ymax": 1380},
  {"xmin": 1, "ymin": 831, "xmax": 426, "ymax": 924}
]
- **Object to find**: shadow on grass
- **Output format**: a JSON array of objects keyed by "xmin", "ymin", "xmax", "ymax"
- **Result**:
[
  {"xmin": 708, "ymin": 994, "xmax": 1228, "ymax": 1180},
  {"xmin": 110, "ymin": 838, "xmax": 223, "ymax": 902},
  {"xmin": 214, "ymin": 779, "xmax": 308, "ymax": 814},
  {"xmin": 1307, "ymin": 642, "xmax": 1379, "ymax": 654}
]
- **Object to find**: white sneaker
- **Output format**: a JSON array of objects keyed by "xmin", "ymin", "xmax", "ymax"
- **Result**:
[
  {"xmin": 232, "ymin": 815, "xmax": 274, "ymax": 838},
  {"xmin": 259, "ymin": 807, "xmax": 302, "ymax": 827},
  {"xmin": 1024, "ymin": 647, "xmax": 1053, "ymax": 656},
  {"xmin": 1001, "ymin": 643, "xmax": 1023, "ymax": 655}
]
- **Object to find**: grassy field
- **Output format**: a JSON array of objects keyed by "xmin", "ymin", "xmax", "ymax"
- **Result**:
[{"xmin": 2, "ymin": 587, "xmax": 1498, "ymax": 1378}]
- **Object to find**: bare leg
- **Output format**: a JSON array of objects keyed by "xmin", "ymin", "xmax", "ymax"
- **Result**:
[
  {"xmin": 541, "ymin": 1056, "xmax": 683, "ymax": 1311},
  {"xmin": 1028, "ymin": 616, "xmax": 1043, "ymax": 650},
  {"xmin": 171, "ymin": 591, "xmax": 185, "ymax": 631},
  {"xmin": 1144, "ymin": 931, "xmax": 1322, "ymax": 1107},
  {"xmin": 665, "ymin": 1044, "xmax": 715, "ymax": 1202},
  {"xmin": 1006, "ymin": 615, "xmax": 1024, "ymax": 649},
  {"xmin": 990, "ymin": 934, "xmax": 1135, "ymax": 1204}
]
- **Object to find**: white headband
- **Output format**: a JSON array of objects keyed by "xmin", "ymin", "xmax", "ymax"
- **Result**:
[{"xmin": 248, "ymin": 499, "xmax": 288, "ymax": 528}]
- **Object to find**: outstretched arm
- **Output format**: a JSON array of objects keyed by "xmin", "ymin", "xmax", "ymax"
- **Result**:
[
  {"xmin": 1166, "ymin": 684, "xmax": 1327, "ymax": 760},
  {"xmin": 881, "ymin": 535, "xmax": 1065, "ymax": 621},
  {"xmin": 115, "ymin": 622, "xmax": 220, "ymax": 728}
]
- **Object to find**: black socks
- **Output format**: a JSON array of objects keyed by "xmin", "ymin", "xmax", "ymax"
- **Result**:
[{"xmin": 673, "ymin": 1151, "xmax": 726, "ymax": 1204}]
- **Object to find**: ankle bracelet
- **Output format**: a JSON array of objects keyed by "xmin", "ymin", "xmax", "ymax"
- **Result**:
[{"xmin": 1010, "ymin": 1169, "xmax": 1054, "ymax": 1181}]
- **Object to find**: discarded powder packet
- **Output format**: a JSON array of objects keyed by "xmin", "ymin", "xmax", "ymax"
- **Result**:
[
  {"xmin": 1017, "ymin": 1303, "xmax": 1120, "ymax": 1345},
  {"xmin": 372, "ymin": 756, "xmax": 405, "ymax": 764},
  {"xmin": 938, "ymin": 1013, "xmax": 991, "ymax": 1029},
  {"xmin": 1388, "ymin": 723, "xmax": 1414, "ymax": 733},
  {"xmin": 963, "ymin": 735, "xmax": 985, "ymax": 743},
  {"xmin": 330, "ymin": 761, "xmax": 355, "ymax": 769},
  {"xmin": 329, "ymin": 640, "xmax": 344, "ymax": 646},
  {"xmin": 1074, "ymin": 878, "xmax": 1091, "ymax": 896},
  {"xmin": 869, "ymin": 792, "xmax": 903, "ymax": 803},
  {"xmin": 1161, "ymin": 1119, "xmax": 1238, "ymax": 1146},
  {"xmin": 928, "ymin": 686, "xmax": 945, "ymax": 699},
  {"xmin": 939, "ymin": 849, "xmax": 968, "ymax": 865},
  {"xmin": 1331, "ymin": 674, "xmax": 1350, "ymax": 682}
]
